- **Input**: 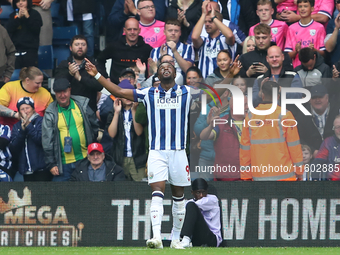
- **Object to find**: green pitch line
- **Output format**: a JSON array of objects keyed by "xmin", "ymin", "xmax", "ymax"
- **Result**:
[{"xmin": 0, "ymin": 247, "xmax": 340, "ymax": 255}]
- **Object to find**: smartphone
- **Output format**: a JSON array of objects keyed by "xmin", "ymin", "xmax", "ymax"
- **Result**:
[{"xmin": 252, "ymin": 62, "xmax": 261, "ymax": 66}]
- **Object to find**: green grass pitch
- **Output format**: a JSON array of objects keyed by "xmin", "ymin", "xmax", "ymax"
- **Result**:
[{"xmin": 0, "ymin": 247, "xmax": 340, "ymax": 255}]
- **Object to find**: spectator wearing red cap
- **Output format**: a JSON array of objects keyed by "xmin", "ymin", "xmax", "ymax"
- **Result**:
[{"xmin": 70, "ymin": 143, "xmax": 126, "ymax": 181}]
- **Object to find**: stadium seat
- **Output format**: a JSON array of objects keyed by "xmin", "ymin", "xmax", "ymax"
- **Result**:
[
  {"xmin": 53, "ymin": 46, "xmax": 71, "ymax": 66},
  {"xmin": 38, "ymin": 45, "xmax": 54, "ymax": 70},
  {"xmin": 53, "ymin": 26, "xmax": 78, "ymax": 65},
  {"xmin": 50, "ymin": 2, "xmax": 60, "ymax": 18},
  {"xmin": 10, "ymin": 69, "xmax": 21, "ymax": 81},
  {"xmin": 52, "ymin": 26, "xmax": 78, "ymax": 66},
  {"xmin": 50, "ymin": 2, "xmax": 63, "ymax": 27},
  {"xmin": 0, "ymin": 5, "xmax": 14, "ymax": 26},
  {"xmin": 0, "ymin": 5, "xmax": 14, "ymax": 19},
  {"xmin": 52, "ymin": 26, "xmax": 78, "ymax": 46}
]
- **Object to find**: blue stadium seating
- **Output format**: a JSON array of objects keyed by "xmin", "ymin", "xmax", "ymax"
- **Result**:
[
  {"xmin": 0, "ymin": 5, "xmax": 14, "ymax": 26},
  {"xmin": 53, "ymin": 26, "xmax": 78, "ymax": 66},
  {"xmin": 10, "ymin": 69, "xmax": 21, "ymax": 81},
  {"xmin": 38, "ymin": 45, "xmax": 54, "ymax": 70}
]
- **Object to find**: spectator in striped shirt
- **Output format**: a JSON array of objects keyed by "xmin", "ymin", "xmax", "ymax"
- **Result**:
[
  {"xmin": 192, "ymin": 0, "xmax": 235, "ymax": 78},
  {"xmin": 150, "ymin": 19, "xmax": 194, "ymax": 84},
  {"xmin": 0, "ymin": 124, "xmax": 12, "ymax": 179}
]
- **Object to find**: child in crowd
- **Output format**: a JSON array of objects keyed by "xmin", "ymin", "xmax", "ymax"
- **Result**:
[
  {"xmin": 302, "ymin": 144, "xmax": 313, "ymax": 180},
  {"xmin": 249, "ymin": 0, "xmax": 288, "ymax": 50},
  {"xmin": 284, "ymin": 0, "xmax": 326, "ymax": 68}
]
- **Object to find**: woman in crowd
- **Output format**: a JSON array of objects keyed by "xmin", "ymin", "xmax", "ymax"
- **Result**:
[
  {"xmin": 166, "ymin": 0, "xmax": 202, "ymax": 42},
  {"xmin": 205, "ymin": 49, "xmax": 233, "ymax": 87},
  {"xmin": 242, "ymin": 36, "xmax": 255, "ymax": 54},
  {"xmin": 6, "ymin": 0, "xmax": 42, "ymax": 68},
  {"xmin": 232, "ymin": 75, "xmax": 247, "ymax": 95},
  {"xmin": 0, "ymin": 66, "xmax": 53, "ymax": 129}
]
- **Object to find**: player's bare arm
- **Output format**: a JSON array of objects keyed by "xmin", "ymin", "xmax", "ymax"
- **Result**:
[{"xmin": 85, "ymin": 58, "xmax": 135, "ymax": 101}]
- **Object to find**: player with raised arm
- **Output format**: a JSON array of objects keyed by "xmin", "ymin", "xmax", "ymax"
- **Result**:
[{"xmin": 85, "ymin": 57, "xmax": 191, "ymax": 249}]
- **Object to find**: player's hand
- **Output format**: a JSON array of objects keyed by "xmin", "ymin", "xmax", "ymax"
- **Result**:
[
  {"xmin": 136, "ymin": 58, "xmax": 146, "ymax": 74},
  {"xmin": 85, "ymin": 58, "xmax": 98, "ymax": 77},
  {"xmin": 114, "ymin": 98, "xmax": 122, "ymax": 113},
  {"xmin": 308, "ymin": 43, "xmax": 314, "ymax": 50},
  {"xmin": 50, "ymin": 166, "xmax": 59, "ymax": 176}
]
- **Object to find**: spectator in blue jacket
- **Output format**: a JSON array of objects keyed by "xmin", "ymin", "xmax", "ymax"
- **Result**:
[{"xmin": 9, "ymin": 97, "xmax": 52, "ymax": 181}]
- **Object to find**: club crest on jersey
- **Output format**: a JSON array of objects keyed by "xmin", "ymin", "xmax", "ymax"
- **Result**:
[
  {"xmin": 156, "ymin": 97, "xmax": 180, "ymax": 109},
  {"xmin": 310, "ymin": 29, "xmax": 316, "ymax": 36},
  {"xmin": 271, "ymin": 28, "xmax": 278, "ymax": 34},
  {"xmin": 154, "ymin": 27, "xmax": 160, "ymax": 33}
]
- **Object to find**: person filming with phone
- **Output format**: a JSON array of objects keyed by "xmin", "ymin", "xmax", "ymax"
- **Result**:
[{"xmin": 238, "ymin": 24, "xmax": 293, "ymax": 80}]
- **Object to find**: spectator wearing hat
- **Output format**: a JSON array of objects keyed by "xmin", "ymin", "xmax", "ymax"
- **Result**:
[
  {"xmin": 42, "ymin": 78, "xmax": 99, "ymax": 182},
  {"xmin": 99, "ymin": 68, "xmax": 137, "ymax": 130},
  {"xmin": 106, "ymin": 79, "xmax": 147, "ymax": 181},
  {"xmin": 69, "ymin": 143, "xmax": 126, "ymax": 181},
  {"xmin": 296, "ymin": 84, "xmax": 340, "ymax": 157},
  {"xmin": 9, "ymin": 97, "xmax": 52, "ymax": 181},
  {"xmin": 54, "ymin": 35, "xmax": 104, "ymax": 113}
]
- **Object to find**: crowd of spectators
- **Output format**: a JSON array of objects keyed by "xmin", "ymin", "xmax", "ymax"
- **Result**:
[{"xmin": 1, "ymin": 0, "xmax": 340, "ymax": 182}]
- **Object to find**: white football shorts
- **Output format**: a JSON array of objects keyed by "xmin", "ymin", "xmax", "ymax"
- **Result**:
[{"xmin": 147, "ymin": 150, "xmax": 191, "ymax": 186}]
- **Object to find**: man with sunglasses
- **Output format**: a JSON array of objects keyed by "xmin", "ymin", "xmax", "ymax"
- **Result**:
[{"xmin": 85, "ymin": 55, "xmax": 192, "ymax": 249}]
